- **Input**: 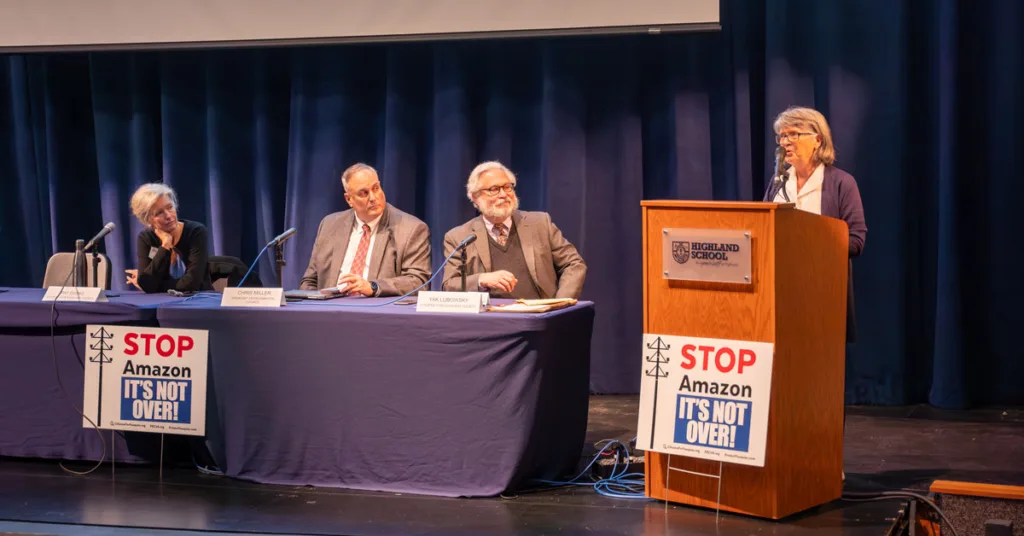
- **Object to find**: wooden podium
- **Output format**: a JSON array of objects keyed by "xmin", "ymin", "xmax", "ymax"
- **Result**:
[{"xmin": 641, "ymin": 200, "xmax": 849, "ymax": 520}]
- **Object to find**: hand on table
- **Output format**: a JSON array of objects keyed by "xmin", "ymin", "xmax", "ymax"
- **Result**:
[{"xmin": 336, "ymin": 274, "xmax": 373, "ymax": 297}]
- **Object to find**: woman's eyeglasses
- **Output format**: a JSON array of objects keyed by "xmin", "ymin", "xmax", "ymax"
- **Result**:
[{"xmin": 775, "ymin": 131, "xmax": 816, "ymax": 143}]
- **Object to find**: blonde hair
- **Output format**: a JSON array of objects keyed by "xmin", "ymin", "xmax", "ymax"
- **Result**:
[
  {"xmin": 466, "ymin": 161, "xmax": 517, "ymax": 202},
  {"xmin": 773, "ymin": 106, "xmax": 836, "ymax": 165},
  {"xmin": 130, "ymin": 183, "xmax": 177, "ymax": 227}
]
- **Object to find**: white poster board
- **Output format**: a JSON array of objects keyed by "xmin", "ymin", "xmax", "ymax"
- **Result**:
[
  {"xmin": 637, "ymin": 334, "xmax": 774, "ymax": 467},
  {"xmin": 83, "ymin": 325, "xmax": 209, "ymax": 436}
]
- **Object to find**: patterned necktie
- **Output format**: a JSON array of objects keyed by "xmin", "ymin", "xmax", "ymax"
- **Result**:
[
  {"xmin": 340, "ymin": 224, "xmax": 371, "ymax": 285},
  {"xmin": 493, "ymin": 223, "xmax": 508, "ymax": 247}
]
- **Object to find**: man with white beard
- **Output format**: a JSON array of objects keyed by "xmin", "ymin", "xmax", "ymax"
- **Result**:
[{"xmin": 442, "ymin": 161, "xmax": 587, "ymax": 299}]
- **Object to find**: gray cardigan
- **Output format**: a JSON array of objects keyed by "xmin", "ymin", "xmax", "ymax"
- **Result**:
[{"xmin": 765, "ymin": 165, "xmax": 867, "ymax": 341}]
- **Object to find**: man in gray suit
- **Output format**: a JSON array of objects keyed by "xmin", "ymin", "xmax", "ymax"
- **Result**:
[
  {"xmin": 300, "ymin": 163, "xmax": 431, "ymax": 297},
  {"xmin": 442, "ymin": 161, "xmax": 586, "ymax": 299}
]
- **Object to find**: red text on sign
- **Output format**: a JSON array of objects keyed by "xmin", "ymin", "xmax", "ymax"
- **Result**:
[
  {"xmin": 123, "ymin": 333, "xmax": 194, "ymax": 358},
  {"xmin": 679, "ymin": 344, "xmax": 756, "ymax": 374}
]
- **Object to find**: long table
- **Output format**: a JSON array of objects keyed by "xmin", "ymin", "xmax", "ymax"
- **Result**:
[
  {"xmin": 156, "ymin": 295, "xmax": 595, "ymax": 497},
  {"xmin": 2, "ymin": 288, "xmax": 595, "ymax": 497},
  {"xmin": 0, "ymin": 288, "xmax": 186, "ymax": 462}
]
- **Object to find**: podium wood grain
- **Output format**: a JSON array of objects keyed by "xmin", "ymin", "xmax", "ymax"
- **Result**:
[{"xmin": 641, "ymin": 201, "xmax": 848, "ymax": 519}]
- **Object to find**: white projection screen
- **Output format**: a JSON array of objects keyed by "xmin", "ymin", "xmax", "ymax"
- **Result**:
[{"xmin": 0, "ymin": 0, "xmax": 720, "ymax": 52}]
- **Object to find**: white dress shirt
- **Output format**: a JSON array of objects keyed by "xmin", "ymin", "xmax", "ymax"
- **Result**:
[
  {"xmin": 773, "ymin": 163, "xmax": 824, "ymax": 215},
  {"xmin": 338, "ymin": 213, "xmax": 383, "ymax": 282}
]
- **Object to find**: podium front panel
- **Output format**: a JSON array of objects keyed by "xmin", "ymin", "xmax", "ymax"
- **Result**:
[{"xmin": 643, "ymin": 207, "xmax": 774, "ymax": 343}]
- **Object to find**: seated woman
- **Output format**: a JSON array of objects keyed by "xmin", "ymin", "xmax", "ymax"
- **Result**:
[{"xmin": 125, "ymin": 183, "xmax": 213, "ymax": 293}]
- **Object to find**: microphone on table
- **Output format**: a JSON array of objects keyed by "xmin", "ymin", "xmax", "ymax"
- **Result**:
[
  {"xmin": 83, "ymin": 222, "xmax": 116, "ymax": 252},
  {"xmin": 74, "ymin": 222, "xmax": 115, "ymax": 287},
  {"xmin": 237, "ymin": 227, "xmax": 298, "ymax": 288},
  {"xmin": 442, "ymin": 233, "xmax": 479, "ymax": 266},
  {"xmin": 455, "ymin": 234, "xmax": 477, "ymax": 292},
  {"xmin": 268, "ymin": 227, "xmax": 297, "ymax": 247},
  {"xmin": 456, "ymin": 233, "xmax": 477, "ymax": 250}
]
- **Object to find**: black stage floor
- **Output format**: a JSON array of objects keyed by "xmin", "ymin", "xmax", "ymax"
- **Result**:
[{"xmin": 1, "ymin": 396, "xmax": 1021, "ymax": 536}]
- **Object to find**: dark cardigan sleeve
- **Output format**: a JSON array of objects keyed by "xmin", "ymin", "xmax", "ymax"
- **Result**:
[
  {"xmin": 173, "ymin": 223, "xmax": 210, "ymax": 291},
  {"xmin": 836, "ymin": 173, "xmax": 867, "ymax": 258},
  {"xmin": 137, "ymin": 230, "xmax": 168, "ymax": 293}
]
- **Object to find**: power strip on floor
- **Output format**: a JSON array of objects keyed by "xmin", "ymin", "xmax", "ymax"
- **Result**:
[{"xmin": 593, "ymin": 455, "xmax": 646, "ymax": 479}]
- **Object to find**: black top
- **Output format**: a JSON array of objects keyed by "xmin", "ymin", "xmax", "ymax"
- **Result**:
[{"xmin": 136, "ymin": 219, "xmax": 213, "ymax": 293}]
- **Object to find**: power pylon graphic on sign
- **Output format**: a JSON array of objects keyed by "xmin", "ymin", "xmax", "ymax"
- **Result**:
[
  {"xmin": 88, "ymin": 327, "xmax": 115, "ymax": 424},
  {"xmin": 645, "ymin": 336, "xmax": 671, "ymax": 450}
]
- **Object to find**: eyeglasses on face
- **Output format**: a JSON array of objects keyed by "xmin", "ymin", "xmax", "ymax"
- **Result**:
[
  {"xmin": 478, "ymin": 183, "xmax": 515, "ymax": 197},
  {"xmin": 775, "ymin": 131, "xmax": 816, "ymax": 143}
]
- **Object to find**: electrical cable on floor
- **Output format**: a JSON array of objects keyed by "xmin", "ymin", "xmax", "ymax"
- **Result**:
[
  {"xmin": 192, "ymin": 453, "xmax": 224, "ymax": 476},
  {"xmin": 841, "ymin": 489, "xmax": 960, "ymax": 536},
  {"xmin": 50, "ymin": 254, "xmax": 108, "ymax": 476},
  {"xmin": 533, "ymin": 438, "xmax": 649, "ymax": 500}
]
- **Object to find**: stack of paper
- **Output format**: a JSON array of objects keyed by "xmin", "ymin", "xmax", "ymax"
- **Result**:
[{"xmin": 486, "ymin": 298, "xmax": 577, "ymax": 313}]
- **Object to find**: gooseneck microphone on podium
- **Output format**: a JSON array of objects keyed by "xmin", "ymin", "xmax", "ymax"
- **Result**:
[{"xmin": 771, "ymin": 146, "xmax": 790, "ymax": 203}]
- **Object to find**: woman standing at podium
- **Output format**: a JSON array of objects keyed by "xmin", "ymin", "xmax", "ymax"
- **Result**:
[
  {"xmin": 764, "ymin": 106, "xmax": 867, "ymax": 343},
  {"xmin": 125, "ymin": 183, "xmax": 213, "ymax": 293},
  {"xmin": 766, "ymin": 106, "xmax": 866, "ymax": 482}
]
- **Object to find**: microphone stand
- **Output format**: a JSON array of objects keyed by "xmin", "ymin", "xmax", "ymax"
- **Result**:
[
  {"xmin": 90, "ymin": 249, "xmax": 100, "ymax": 288},
  {"xmin": 460, "ymin": 247, "xmax": 468, "ymax": 292},
  {"xmin": 771, "ymin": 147, "xmax": 790, "ymax": 203},
  {"xmin": 274, "ymin": 243, "xmax": 286, "ymax": 288},
  {"xmin": 778, "ymin": 175, "xmax": 791, "ymax": 202}
]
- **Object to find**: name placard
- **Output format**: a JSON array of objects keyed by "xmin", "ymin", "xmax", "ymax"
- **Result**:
[
  {"xmin": 416, "ymin": 291, "xmax": 488, "ymax": 314},
  {"xmin": 42, "ymin": 286, "xmax": 108, "ymax": 303},
  {"xmin": 220, "ymin": 288, "xmax": 286, "ymax": 308}
]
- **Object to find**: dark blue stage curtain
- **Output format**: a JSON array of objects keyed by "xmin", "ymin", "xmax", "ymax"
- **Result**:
[{"xmin": 2, "ymin": 0, "xmax": 1022, "ymax": 407}]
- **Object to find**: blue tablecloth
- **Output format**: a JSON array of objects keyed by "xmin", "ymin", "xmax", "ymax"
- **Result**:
[
  {"xmin": 0, "ymin": 287, "xmax": 185, "ymax": 462},
  {"xmin": 156, "ymin": 295, "xmax": 595, "ymax": 497}
]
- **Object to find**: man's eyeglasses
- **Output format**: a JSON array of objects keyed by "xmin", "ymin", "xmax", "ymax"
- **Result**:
[
  {"xmin": 775, "ymin": 131, "xmax": 816, "ymax": 143},
  {"xmin": 478, "ymin": 183, "xmax": 515, "ymax": 197}
]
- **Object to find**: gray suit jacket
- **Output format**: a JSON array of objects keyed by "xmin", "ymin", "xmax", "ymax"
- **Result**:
[
  {"xmin": 299, "ymin": 204, "xmax": 431, "ymax": 296},
  {"xmin": 442, "ymin": 211, "xmax": 586, "ymax": 299}
]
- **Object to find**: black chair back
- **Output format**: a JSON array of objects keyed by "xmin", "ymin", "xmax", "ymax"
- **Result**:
[{"xmin": 208, "ymin": 256, "xmax": 262, "ymax": 292}]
